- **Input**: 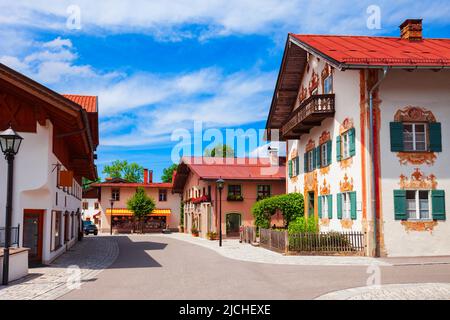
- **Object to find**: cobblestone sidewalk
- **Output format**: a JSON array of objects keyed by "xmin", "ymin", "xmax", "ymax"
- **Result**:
[
  {"xmin": 316, "ymin": 283, "xmax": 450, "ymax": 300},
  {"xmin": 148, "ymin": 233, "xmax": 391, "ymax": 266},
  {"xmin": 0, "ymin": 236, "xmax": 119, "ymax": 300}
]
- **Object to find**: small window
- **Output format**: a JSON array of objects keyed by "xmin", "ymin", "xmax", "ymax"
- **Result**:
[
  {"xmin": 341, "ymin": 193, "xmax": 351, "ymax": 220},
  {"xmin": 320, "ymin": 143, "xmax": 328, "ymax": 167},
  {"xmin": 324, "ymin": 74, "xmax": 333, "ymax": 94},
  {"xmin": 307, "ymin": 150, "xmax": 314, "ymax": 172},
  {"xmin": 228, "ymin": 185, "xmax": 242, "ymax": 196},
  {"xmin": 403, "ymin": 123, "xmax": 427, "ymax": 152},
  {"xmin": 111, "ymin": 188, "xmax": 120, "ymax": 201},
  {"xmin": 321, "ymin": 196, "xmax": 328, "ymax": 218},
  {"xmin": 406, "ymin": 190, "xmax": 430, "ymax": 220},
  {"xmin": 82, "ymin": 202, "xmax": 89, "ymax": 210},
  {"xmin": 257, "ymin": 185, "xmax": 271, "ymax": 199},
  {"xmin": 94, "ymin": 202, "xmax": 99, "ymax": 210},
  {"xmin": 292, "ymin": 157, "xmax": 299, "ymax": 176},
  {"xmin": 159, "ymin": 189, "xmax": 168, "ymax": 202},
  {"xmin": 342, "ymin": 131, "xmax": 351, "ymax": 159}
]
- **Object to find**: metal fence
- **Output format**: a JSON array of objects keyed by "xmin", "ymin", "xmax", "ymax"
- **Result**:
[
  {"xmin": 258, "ymin": 228, "xmax": 365, "ymax": 255},
  {"xmin": 240, "ymin": 226, "xmax": 257, "ymax": 244},
  {"xmin": 0, "ymin": 225, "xmax": 20, "ymax": 247}
]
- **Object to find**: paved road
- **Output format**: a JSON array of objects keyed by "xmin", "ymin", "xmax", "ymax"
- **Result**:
[{"xmin": 60, "ymin": 235, "xmax": 450, "ymax": 300}]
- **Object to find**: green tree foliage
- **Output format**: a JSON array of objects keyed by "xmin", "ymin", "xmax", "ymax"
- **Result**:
[
  {"xmin": 288, "ymin": 216, "xmax": 318, "ymax": 234},
  {"xmin": 127, "ymin": 187, "xmax": 156, "ymax": 233},
  {"xmin": 102, "ymin": 160, "xmax": 144, "ymax": 182},
  {"xmin": 251, "ymin": 193, "xmax": 304, "ymax": 229},
  {"xmin": 161, "ymin": 163, "xmax": 178, "ymax": 183},
  {"xmin": 82, "ymin": 177, "xmax": 101, "ymax": 190},
  {"xmin": 204, "ymin": 143, "xmax": 235, "ymax": 158}
]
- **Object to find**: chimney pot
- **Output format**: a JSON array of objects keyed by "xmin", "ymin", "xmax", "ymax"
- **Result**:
[
  {"xmin": 268, "ymin": 147, "xmax": 279, "ymax": 166},
  {"xmin": 143, "ymin": 169, "xmax": 149, "ymax": 184},
  {"xmin": 400, "ymin": 19, "xmax": 423, "ymax": 41}
]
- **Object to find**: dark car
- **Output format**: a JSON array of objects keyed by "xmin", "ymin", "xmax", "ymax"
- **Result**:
[{"xmin": 83, "ymin": 221, "xmax": 98, "ymax": 236}]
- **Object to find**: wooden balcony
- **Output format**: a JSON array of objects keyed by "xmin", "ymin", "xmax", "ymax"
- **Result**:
[{"xmin": 281, "ymin": 94, "xmax": 335, "ymax": 139}]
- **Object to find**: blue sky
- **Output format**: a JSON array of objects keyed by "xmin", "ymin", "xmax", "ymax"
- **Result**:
[{"xmin": 1, "ymin": 0, "xmax": 450, "ymax": 181}]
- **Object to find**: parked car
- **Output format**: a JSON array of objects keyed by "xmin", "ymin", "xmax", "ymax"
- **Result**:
[{"xmin": 83, "ymin": 220, "xmax": 98, "ymax": 236}]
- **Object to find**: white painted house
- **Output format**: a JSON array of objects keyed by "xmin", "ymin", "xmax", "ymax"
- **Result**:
[
  {"xmin": 0, "ymin": 63, "xmax": 98, "ymax": 272},
  {"xmin": 265, "ymin": 20, "xmax": 450, "ymax": 257}
]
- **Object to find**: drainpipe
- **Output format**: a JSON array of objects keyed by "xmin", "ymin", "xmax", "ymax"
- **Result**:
[{"xmin": 368, "ymin": 67, "xmax": 388, "ymax": 257}]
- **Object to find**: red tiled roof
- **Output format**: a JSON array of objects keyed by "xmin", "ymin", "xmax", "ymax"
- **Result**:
[
  {"xmin": 182, "ymin": 157, "xmax": 286, "ymax": 180},
  {"xmin": 91, "ymin": 182, "xmax": 173, "ymax": 188},
  {"xmin": 63, "ymin": 94, "xmax": 98, "ymax": 112},
  {"xmin": 290, "ymin": 34, "xmax": 450, "ymax": 67}
]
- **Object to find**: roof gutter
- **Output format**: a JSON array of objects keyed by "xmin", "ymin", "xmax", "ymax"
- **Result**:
[{"xmin": 368, "ymin": 67, "xmax": 388, "ymax": 257}]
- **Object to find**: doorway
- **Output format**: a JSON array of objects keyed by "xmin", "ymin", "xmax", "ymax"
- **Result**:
[
  {"xmin": 308, "ymin": 192, "xmax": 315, "ymax": 220},
  {"xmin": 226, "ymin": 213, "xmax": 241, "ymax": 237},
  {"xmin": 23, "ymin": 210, "xmax": 44, "ymax": 265}
]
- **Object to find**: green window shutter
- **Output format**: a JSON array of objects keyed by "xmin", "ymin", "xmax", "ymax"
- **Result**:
[
  {"xmin": 429, "ymin": 122, "xmax": 442, "ymax": 152},
  {"xmin": 327, "ymin": 194, "xmax": 333, "ymax": 219},
  {"xmin": 337, "ymin": 193, "xmax": 343, "ymax": 219},
  {"xmin": 336, "ymin": 136, "xmax": 342, "ymax": 161},
  {"xmin": 304, "ymin": 153, "xmax": 308, "ymax": 172},
  {"xmin": 288, "ymin": 160, "xmax": 293, "ymax": 178},
  {"xmin": 393, "ymin": 190, "xmax": 407, "ymax": 220},
  {"xmin": 431, "ymin": 190, "xmax": 446, "ymax": 220},
  {"xmin": 350, "ymin": 191, "xmax": 357, "ymax": 220},
  {"xmin": 390, "ymin": 122, "xmax": 404, "ymax": 152},
  {"xmin": 318, "ymin": 196, "xmax": 322, "ymax": 219},
  {"xmin": 315, "ymin": 146, "xmax": 320, "ymax": 169},
  {"xmin": 326, "ymin": 140, "xmax": 332, "ymax": 166},
  {"xmin": 349, "ymin": 128, "xmax": 356, "ymax": 157}
]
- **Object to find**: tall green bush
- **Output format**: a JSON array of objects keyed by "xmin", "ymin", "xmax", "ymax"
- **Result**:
[
  {"xmin": 288, "ymin": 216, "xmax": 318, "ymax": 234},
  {"xmin": 251, "ymin": 193, "xmax": 304, "ymax": 229}
]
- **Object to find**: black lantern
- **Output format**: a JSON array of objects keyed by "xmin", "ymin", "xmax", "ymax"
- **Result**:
[
  {"xmin": 216, "ymin": 178, "xmax": 225, "ymax": 247},
  {"xmin": 0, "ymin": 126, "xmax": 23, "ymax": 156}
]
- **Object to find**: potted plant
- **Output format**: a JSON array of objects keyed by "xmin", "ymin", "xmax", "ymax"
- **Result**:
[
  {"xmin": 191, "ymin": 227, "xmax": 199, "ymax": 237},
  {"xmin": 207, "ymin": 231, "xmax": 218, "ymax": 240}
]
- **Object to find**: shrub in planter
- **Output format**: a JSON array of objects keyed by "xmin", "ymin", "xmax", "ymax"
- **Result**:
[
  {"xmin": 191, "ymin": 228, "xmax": 199, "ymax": 236},
  {"xmin": 206, "ymin": 231, "xmax": 218, "ymax": 240}
]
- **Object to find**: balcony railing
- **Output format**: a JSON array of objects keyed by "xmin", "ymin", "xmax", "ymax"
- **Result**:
[{"xmin": 282, "ymin": 94, "xmax": 335, "ymax": 138}]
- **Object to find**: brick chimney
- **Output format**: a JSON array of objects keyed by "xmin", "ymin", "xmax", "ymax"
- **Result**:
[
  {"xmin": 149, "ymin": 170, "xmax": 153, "ymax": 184},
  {"xmin": 143, "ymin": 169, "xmax": 149, "ymax": 184},
  {"xmin": 400, "ymin": 19, "xmax": 423, "ymax": 41}
]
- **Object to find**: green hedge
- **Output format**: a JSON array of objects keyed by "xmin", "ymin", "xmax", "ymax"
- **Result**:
[{"xmin": 252, "ymin": 193, "xmax": 304, "ymax": 229}]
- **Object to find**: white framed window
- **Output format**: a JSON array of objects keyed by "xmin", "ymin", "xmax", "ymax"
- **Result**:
[
  {"xmin": 320, "ymin": 143, "xmax": 328, "ymax": 167},
  {"xmin": 292, "ymin": 157, "xmax": 299, "ymax": 176},
  {"xmin": 406, "ymin": 190, "xmax": 431, "ymax": 220},
  {"xmin": 321, "ymin": 196, "xmax": 328, "ymax": 218},
  {"xmin": 403, "ymin": 123, "xmax": 427, "ymax": 152},
  {"xmin": 342, "ymin": 131, "xmax": 351, "ymax": 159},
  {"xmin": 307, "ymin": 150, "xmax": 314, "ymax": 172},
  {"xmin": 111, "ymin": 188, "xmax": 120, "ymax": 201},
  {"xmin": 341, "ymin": 192, "xmax": 351, "ymax": 219},
  {"xmin": 324, "ymin": 75, "xmax": 333, "ymax": 94}
]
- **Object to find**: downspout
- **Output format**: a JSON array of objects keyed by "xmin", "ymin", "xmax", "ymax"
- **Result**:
[{"xmin": 368, "ymin": 67, "xmax": 388, "ymax": 257}]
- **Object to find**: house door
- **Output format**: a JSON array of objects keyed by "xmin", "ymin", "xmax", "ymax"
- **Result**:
[
  {"xmin": 23, "ymin": 210, "xmax": 44, "ymax": 265},
  {"xmin": 308, "ymin": 192, "xmax": 315, "ymax": 219},
  {"xmin": 226, "ymin": 213, "xmax": 241, "ymax": 237}
]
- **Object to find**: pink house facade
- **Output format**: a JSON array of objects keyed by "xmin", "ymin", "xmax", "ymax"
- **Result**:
[{"xmin": 173, "ymin": 155, "xmax": 286, "ymax": 238}]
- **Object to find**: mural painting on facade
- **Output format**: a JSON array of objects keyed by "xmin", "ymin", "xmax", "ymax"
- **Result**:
[
  {"xmin": 308, "ymin": 70, "xmax": 319, "ymax": 95},
  {"xmin": 394, "ymin": 106, "xmax": 438, "ymax": 166},
  {"xmin": 298, "ymin": 85, "xmax": 307, "ymax": 104},
  {"xmin": 319, "ymin": 178, "xmax": 331, "ymax": 226},
  {"xmin": 399, "ymin": 168, "xmax": 439, "ymax": 233},
  {"xmin": 339, "ymin": 173, "xmax": 354, "ymax": 229}
]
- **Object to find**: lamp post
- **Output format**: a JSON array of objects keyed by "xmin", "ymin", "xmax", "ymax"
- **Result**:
[
  {"xmin": 216, "ymin": 178, "xmax": 224, "ymax": 247},
  {"xmin": 109, "ymin": 199, "xmax": 115, "ymax": 236},
  {"xmin": 0, "ymin": 125, "xmax": 23, "ymax": 285}
]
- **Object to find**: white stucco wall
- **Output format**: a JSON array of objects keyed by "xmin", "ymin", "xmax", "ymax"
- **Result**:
[{"xmin": 379, "ymin": 69, "xmax": 450, "ymax": 257}]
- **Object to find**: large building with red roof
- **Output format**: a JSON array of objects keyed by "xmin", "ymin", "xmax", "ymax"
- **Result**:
[
  {"xmin": 0, "ymin": 63, "xmax": 99, "ymax": 273},
  {"xmin": 265, "ymin": 19, "xmax": 450, "ymax": 257},
  {"xmin": 173, "ymin": 154, "xmax": 286, "ymax": 238}
]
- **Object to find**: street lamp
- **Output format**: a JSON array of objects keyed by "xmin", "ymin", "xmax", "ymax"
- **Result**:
[
  {"xmin": 216, "ymin": 178, "xmax": 224, "ymax": 247},
  {"xmin": 0, "ymin": 125, "xmax": 23, "ymax": 285},
  {"xmin": 109, "ymin": 199, "xmax": 115, "ymax": 236}
]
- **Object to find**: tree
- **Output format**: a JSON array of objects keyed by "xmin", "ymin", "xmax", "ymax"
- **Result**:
[
  {"xmin": 161, "ymin": 163, "xmax": 178, "ymax": 183},
  {"xmin": 82, "ymin": 177, "xmax": 101, "ymax": 190},
  {"xmin": 204, "ymin": 143, "xmax": 235, "ymax": 158},
  {"xmin": 102, "ymin": 160, "xmax": 143, "ymax": 182},
  {"xmin": 127, "ymin": 187, "xmax": 156, "ymax": 233}
]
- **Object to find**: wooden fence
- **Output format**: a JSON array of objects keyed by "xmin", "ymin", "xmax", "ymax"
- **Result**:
[
  {"xmin": 240, "ymin": 226, "xmax": 257, "ymax": 244},
  {"xmin": 258, "ymin": 228, "xmax": 365, "ymax": 255}
]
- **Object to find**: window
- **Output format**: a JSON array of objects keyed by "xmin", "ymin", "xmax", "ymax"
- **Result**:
[
  {"xmin": 403, "ymin": 123, "xmax": 427, "ymax": 152},
  {"xmin": 324, "ymin": 74, "xmax": 333, "ymax": 94},
  {"xmin": 320, "ymin": 143, "xmax": 327, "ymax": 167},
  {"xmin": 320, "ymin": 196, "xmax": 328, "ymax": 218},
  {"xmin": 159, "ymin": 189, "xmax": 168, "ymax": 202},
  {"xmin": 406, "ymin": 190, "xmax": 430, "ymax": 220},
  {"xmin": 228, "ymin": 185, "xmax": 241, "ymax": 196},
  {"xmin": 111, "ymin": 188, "xmax": 120, "ymax": 201},
  {"xmin": 82, "ymin": 202, "xmax": 88, "ymax": 210},
  {"xmin": 257, "ymin": 185, "xmax": 271, "ymax": 199},
  {"xmin": 94, "ymin": 202, "xmax": 99, "ymax": 210},
  {"xmin": 337, "ymin": 128, "xmax": 355, "ymax": 161},
  {"xmin": 342, "ymin": 131, "xmax": 350, "ymax": 159},
  {"xmin": 337, "ymin": 192, "xmax": 357, "ymax": 220},
  {"xmin": 52, "ymin": 211, "xmax": 62, "ymax": 251},
  {"xmin": 292, "ymin": 157, "xmax": 299, "ymax": 176},
  {"xmin": 341, "ymin": 193, "xmax": 351, "ymax": 219}
]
